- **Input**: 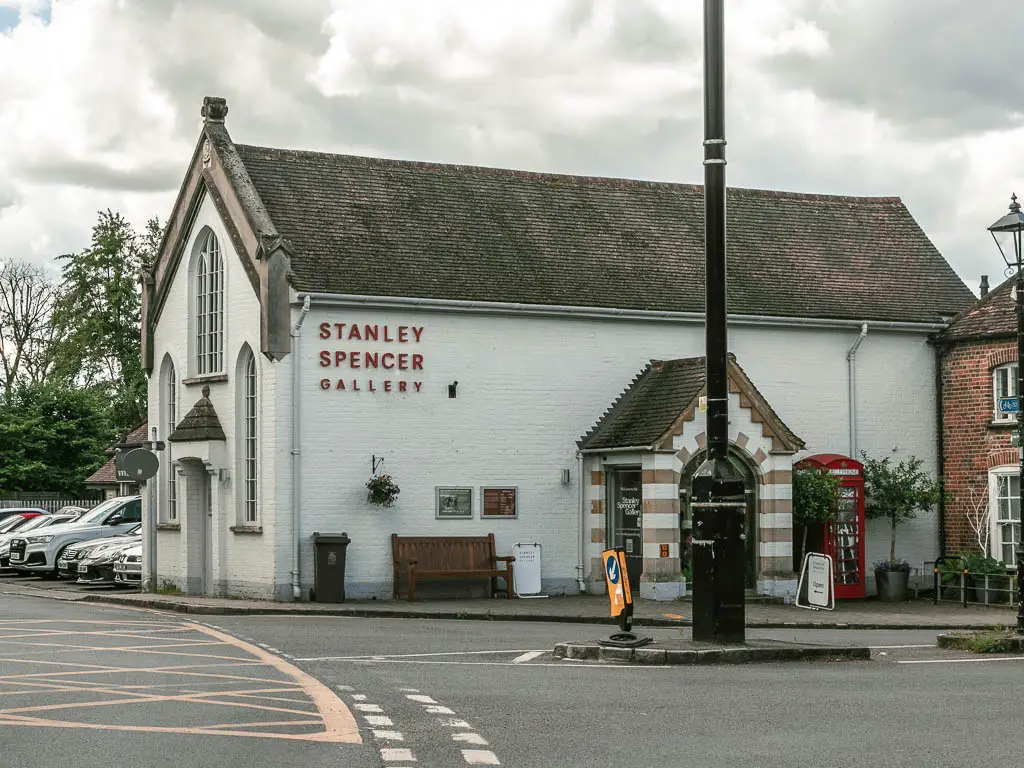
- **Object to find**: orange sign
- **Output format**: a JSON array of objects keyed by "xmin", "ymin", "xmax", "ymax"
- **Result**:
[{"xmin": 601, "ymin": 548, "xmax": 632, "ymax": 618}]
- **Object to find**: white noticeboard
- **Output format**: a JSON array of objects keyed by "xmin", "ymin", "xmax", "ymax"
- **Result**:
[
  {"xmin": 511, "ymin": 543, "xmax": 548, "ymax": 599},
  {"xmin": 795, "ymin": 552, "xmax": 835, "ymax": 611}
]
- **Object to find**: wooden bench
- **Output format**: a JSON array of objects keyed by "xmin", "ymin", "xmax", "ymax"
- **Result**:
[{"xmin": 391, "ymin": 534, "xmax": 515, "ymax": 602}]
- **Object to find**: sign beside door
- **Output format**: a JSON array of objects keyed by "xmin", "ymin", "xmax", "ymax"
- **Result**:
[{"xmin": 608, "ymin": 467, "xmax": 642, "ymax": 591}]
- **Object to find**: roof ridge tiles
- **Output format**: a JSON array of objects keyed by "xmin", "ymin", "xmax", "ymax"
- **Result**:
[{"xmin": 233, "ymin": 143, "xmax": 903, "ymax": 203}]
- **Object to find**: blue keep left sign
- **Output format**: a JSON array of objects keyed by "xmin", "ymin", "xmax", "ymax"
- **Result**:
[{"xmin": 605, "ymin": 555, "xmax": 619, "ymax": 584}]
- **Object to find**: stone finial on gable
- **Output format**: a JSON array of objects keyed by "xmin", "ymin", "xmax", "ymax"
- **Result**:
[{"xmin": 201, "ymin": 96, "xmax": 229, "ymax": 124}]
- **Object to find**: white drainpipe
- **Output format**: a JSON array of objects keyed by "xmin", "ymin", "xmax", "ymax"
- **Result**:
[
  {"xmin": 575, "ymin": 451, "xmax": 587, "ymax": 593},
  {"xmin": 847, "ymin": 323, "xmax": 869, "ymax": 457},
  {"xmin": 290, "ymin": 295, "xmax": 312, "ymax": 600}
]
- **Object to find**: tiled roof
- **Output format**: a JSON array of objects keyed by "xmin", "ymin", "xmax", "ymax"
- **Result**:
[
  {"xmin": 121, "ymin": 422, "xmax": 149, "ymax": 447},
  {"xmin": 168, "ymin": 387, "xmax": 226, "ymax": 443},
  {"xmin": 233, "ymin": 144, "xmax": 974, "ymax": 323},
  {"xmin": 85, "ymin": 457, "xmax": 117, "ymax": 486},
  {"xmin": 579, "ymin": 355, "xmax": 804, "ymax": 453},
  {"xmin": 939, "ymin": 275, "xmax": 1015, "ymax": 341}
]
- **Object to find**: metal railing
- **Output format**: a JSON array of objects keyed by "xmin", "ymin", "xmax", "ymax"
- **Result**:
[
  {"xmin": 0, "ymin": 499, "xmax": 102, "ymax": 513},
  {"xmin": 930, "ymin": 556, "xmax": 1021, "ymax": 607}
]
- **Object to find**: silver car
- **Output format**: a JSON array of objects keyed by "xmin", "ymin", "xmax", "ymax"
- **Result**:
[
  {"xmin": 0, "ymin": 514, "xmax": 78, "ymax": 571},
  {"xmin": 113, "ymin": 544, "xmax": 142, "ymax": 586}
]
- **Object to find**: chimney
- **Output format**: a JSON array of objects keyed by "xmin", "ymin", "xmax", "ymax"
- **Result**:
[
  {"xmin": 201, "ymin": 96, "xmax": 228, "ymax": 124},
  {"xmin": 980, "ymin": 275, "xmax": 989, "ymax": 297}
]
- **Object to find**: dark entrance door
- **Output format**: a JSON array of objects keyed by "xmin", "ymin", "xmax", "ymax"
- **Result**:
[{"xmin": 608, "ymin": 467, "xmax": 643, "ymax": 590}]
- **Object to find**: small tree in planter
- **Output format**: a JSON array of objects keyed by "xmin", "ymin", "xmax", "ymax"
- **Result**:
[
  {"xmin": 366, "ymin": 473, "xmax": 400, "ymax": 507},
  {"xmin": 862, "ymin": 453, "xmax": 942, "ymax": 601},
  {"xmin": 793, "ymin": 466, "xmax": 839, "ymax": 564}
]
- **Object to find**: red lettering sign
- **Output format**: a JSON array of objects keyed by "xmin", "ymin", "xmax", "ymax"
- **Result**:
[{"xmin": 317, "ymin": 320, "xmax": 427, "ymax": 393}]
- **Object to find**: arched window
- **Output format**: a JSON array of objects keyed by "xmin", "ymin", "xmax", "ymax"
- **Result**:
[
  {"xmin": 195, "ymin": 231, "xmax": 224, "ymax": 375},
  {"xmin": 242, "ymin": 349, "xmax": 258, "ymax": 524},
  {"xmin": 161, "ymin": 357, "xmax": 178, "ymax": 522}
]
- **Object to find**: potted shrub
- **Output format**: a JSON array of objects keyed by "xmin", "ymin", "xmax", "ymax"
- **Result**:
[
  {"xmin": 963, "ymin": 553, "xmax": 1011, "ymax": 605},
  {"xmin": 862, "ymin": 453, "xmax": 942, "ymax": 602},
  {"xmin": 366, "ymin": 473, "xmax": 400, "ymax": 507},
  {"xmin": 792, "ymin": 465, "xmax": 839, "ymax": 566}
]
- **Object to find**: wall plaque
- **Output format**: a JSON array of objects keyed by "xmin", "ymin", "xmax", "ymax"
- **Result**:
[{"xmin": 481, "ymin": 487, "xmax": 518, "ymax": 519}]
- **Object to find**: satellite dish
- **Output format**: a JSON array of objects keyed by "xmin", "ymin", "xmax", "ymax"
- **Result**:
[{"xmin": 122, "ymin": 448, "xmax": 160, "ymax": 483}]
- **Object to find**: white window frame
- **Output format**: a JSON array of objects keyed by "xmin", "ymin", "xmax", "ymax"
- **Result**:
[
  {"xmin": 992, "ymin": 363, "xmax": 1018, "ymax": 423},
  {"xmin": 242, "ymin": 350, "xmax": 258, "ymax": 525},
  {"xmin": 988, "ymin": 468, "xmax": 1021, "ymax": 567},
  {"xmin": 195, "ymin": 231, "xmax": 224, "ymax": 376},
  {"xmin": 165, "ymin": 363, "xmax": 178, "ymax": 523}
]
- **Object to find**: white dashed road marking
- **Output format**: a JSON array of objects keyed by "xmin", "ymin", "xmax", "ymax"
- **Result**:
[
  {"xmin": 512, "ymin": 651, "xmax": 545, "ymax": 663},
  {"xmin": 405, "ymin": 694, "xmax": 437, "ymax": 704},
  {"xmin": 354, "ymin": 703, "xmax": 384, "ymax": 713},
  {"xmin": 454, "ymin": 732, "xmax": 489, "ymax": 745},
  {"xmin": 425, "ymin": 705, "xmax": 455, "ymax": 715},
  {"xmin": 462, "ymin": 749, "xmax": 501, "ymax": 765},
  {"xmin": 364, "ymin": 715, "xmax": 394, "ymax": 727},
  {"xmin": 897, "ymin": 656, "xmax": 1024, "ymax": 665},
  {"xmin": 380, "ymin": 747, "xmax": 416, "ymax": 762}
]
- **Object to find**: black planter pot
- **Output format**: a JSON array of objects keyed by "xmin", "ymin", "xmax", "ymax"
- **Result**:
[{"xmin": 875, "ymin": 568, "xmax": 910, "ymax": 602}]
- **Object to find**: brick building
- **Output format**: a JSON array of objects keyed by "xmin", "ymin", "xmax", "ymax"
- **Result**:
[
  {"xmin": 140, "ymin": 97, "xmax": 973, "ymax": 601},
  {"xmin": 938, "ymin": 278, "xmax": 1022, "ymax": 567}
]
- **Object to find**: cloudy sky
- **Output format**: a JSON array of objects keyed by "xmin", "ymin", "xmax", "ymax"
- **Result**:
[{"xmin": 1, "ymin": 0, "xmax": 1022, "ymax": 292}]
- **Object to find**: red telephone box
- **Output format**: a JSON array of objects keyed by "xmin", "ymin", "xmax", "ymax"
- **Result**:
[{"xmin": 794, "ymin": 454, "xmax": 866, "ymax": 599}]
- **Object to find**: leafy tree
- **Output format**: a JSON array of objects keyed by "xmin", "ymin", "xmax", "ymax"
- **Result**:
[
  {"xmin": 793, "ymin": 466, "xmax": 839, "ymax": 558},
  {"xmin": 51, "ymin": 210, "xmax": 162, "ymax": 434},
  {"xmin": 0, "ymin": 382, "xmax": 114, "ymax": 495},
  {"xmin": 861, "ymin": 453, "xmax": 943, "ymax": 570}
]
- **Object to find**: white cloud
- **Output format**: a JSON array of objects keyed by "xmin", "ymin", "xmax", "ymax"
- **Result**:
[{"xmin": 0, "ymin": 0, "xmax": 1020, "ymax": 288}]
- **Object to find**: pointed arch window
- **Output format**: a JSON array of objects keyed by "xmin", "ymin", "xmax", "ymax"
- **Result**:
[
  {"xmin": 242, "ymin": 349, "xmax": 258, "ymax": 524},
  {"xmin": 195, "ymin": 231, "xmax": 224, "ymax": 375}
]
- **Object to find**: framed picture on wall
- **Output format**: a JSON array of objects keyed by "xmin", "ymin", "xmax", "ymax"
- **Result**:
[
  {"xmin": 480, "ymin": 487, "xmax": 518, "ymax": 519},
  {"xmin": 436, "ymin": 487, "xmax": 473, "ymax": 519}
]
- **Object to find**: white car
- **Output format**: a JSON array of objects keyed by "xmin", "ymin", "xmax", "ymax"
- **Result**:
[
  {"xmin": 9, "ymin": 496, "xmax": 142, "ymax": 578},
  {"xmin": 113, "ymin": 544, "xmax": 143, "ymax": 586},
  {"xmin": 0, "ymin": 514, "xmax": 79, "ymax": 571}
]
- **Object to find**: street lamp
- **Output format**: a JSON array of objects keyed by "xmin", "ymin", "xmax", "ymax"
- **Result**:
[{"xmin": 988, "ymin": 193, "xmax": 1024, "ymax": 633}]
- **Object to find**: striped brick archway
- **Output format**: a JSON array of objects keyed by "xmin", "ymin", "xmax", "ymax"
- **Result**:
[{"xmin": 580, "ymin": 356, "xmax": 804, "ymax": 599}]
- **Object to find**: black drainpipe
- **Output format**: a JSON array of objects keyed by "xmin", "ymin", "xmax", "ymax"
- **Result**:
[{"xmin": 933, "ymin": 335, "xmax": 947, "ymax": 556}]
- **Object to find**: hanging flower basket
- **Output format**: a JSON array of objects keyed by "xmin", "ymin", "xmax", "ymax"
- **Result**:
[{"xmin": 366, "ymin": 473, "xmax": 400, "ymax": 507}]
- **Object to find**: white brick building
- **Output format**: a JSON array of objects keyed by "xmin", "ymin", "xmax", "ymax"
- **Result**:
[{"xmin": 141, "ymin": 97, "xmax": 974, "ymax": 602}]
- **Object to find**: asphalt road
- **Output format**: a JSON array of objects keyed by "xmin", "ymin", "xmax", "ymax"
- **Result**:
[{"xmin": 1, "ymin": 589, "xmax": 1022, "ymax": 767}]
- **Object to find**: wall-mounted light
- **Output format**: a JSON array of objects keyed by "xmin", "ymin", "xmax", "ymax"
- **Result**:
[
  {"xmin": 561, "ymin": 468, "xmax": 571, "ymax": 485},
  {"xmin": 218, "ymin": 468, "xmax": 230, "ymax": 482},
  {"xmin": 448, "ymin": 381, "xmax": 459, "ymax": 399}
]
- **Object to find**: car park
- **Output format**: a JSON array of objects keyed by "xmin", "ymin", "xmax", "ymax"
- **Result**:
[
  {"xmin": 0, "ymin": 507, "xmax": 48, "ymax": 523},
  {"xmin": 8, "ymin": 496, "xmax": 140, "ymax": 579},
  {"xmin": 58, "ymin": 524, "xmax": 142, "ymax": 580},
  {"xmin": 0, "ymin": 514, "xmax": 79, "ymax": 571},
  {"xmin": 113, "ymin": 544, "xmax": 142, "ymax": 586}
]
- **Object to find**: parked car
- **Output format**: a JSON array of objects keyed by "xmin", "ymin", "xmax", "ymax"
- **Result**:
[
  {"xmin": 0, "ymin": 514, "xmax": 79, "ymax": 571},
  {"xmin": 9, "ymin": 496, "xmax": 141, "ymax": 578},
  {"xmin": 58, "ymin": 524, "xmax": 142, "ymax": 580},
  {"xmin": 113, "ymin": 544, "xmax": 142, "ymax": 586},
  {"xmin": 75, "ymin": 537, "xmax": 141, "ymax": 586},
  {"xmin": 0, "ymin": 512, "xmax": 44, "ymax": 536},
  {"xmin": 0, "ymin": 507, "xmax": 48, "ymax": 523}
]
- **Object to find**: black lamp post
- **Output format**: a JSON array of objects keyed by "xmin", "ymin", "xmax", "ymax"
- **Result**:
[
  {"xmin": 691, "ymin": 0, "xmax": 747, "ymax": 644},
  {"xmin": 987, "ymin": 193, "xmax": 1024, "ymax": 633}
]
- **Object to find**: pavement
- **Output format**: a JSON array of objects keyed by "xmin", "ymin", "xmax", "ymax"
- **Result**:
[{"xmin": 54, "ymin": 587, "xmax": 1021, "ymax": 630}]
